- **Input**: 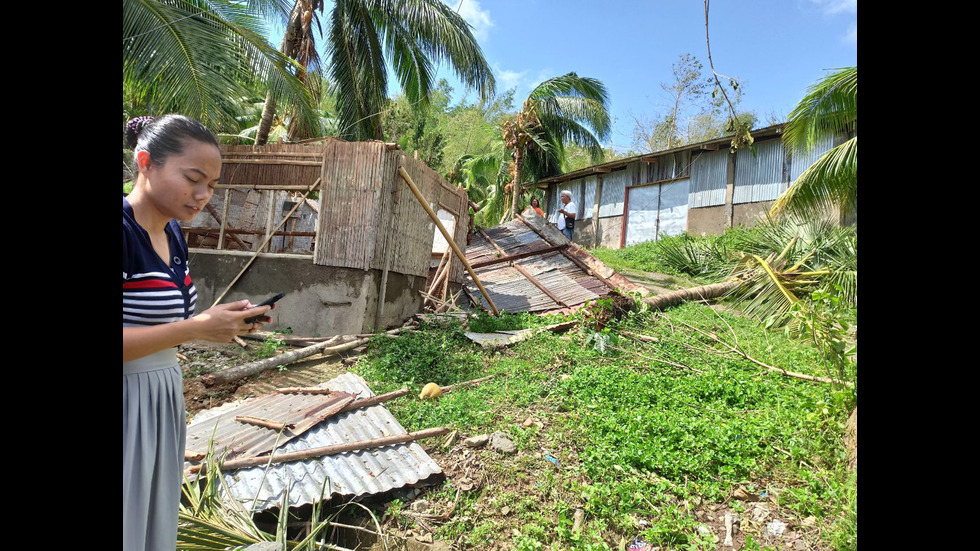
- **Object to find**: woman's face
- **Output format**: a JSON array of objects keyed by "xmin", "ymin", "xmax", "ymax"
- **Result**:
[
  {"xmin": 531, "ymin": 199, "xmax": 539, "ymax": 207},
  {"xmin": 138, "ymin": 140, "xmax": 221, "ymax": 222}
]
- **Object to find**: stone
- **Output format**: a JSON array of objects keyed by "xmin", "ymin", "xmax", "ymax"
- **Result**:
[
  {"xmin": 414, "ymin": 532, "xmax": 433, "ymax": 544},
  {"xmin": 501, "ymin": 506, "xmax": 511, "ymax": 515},
  {"xmin": 410, "ymin": 499, "xmax": 430, "ymax": 513},
  {"xmin": 241, "ymin": 544, "xmax": 281, "ymax": 551},
  {"xmin": 750, "ymin": 504, "xmax": 770, "ymax": 523},
  {"xmin": 463, "ymin": 434, "xmax": 489, "ymax": 448},
  {"xmin": 489, "ymin": 431, "xmax": 517, "ymax": 454},
  {"xmin": 801, "ymin": 516, "xmax": 817, "ymax": 527},
  {"xmin": 766, "ymin": 519, "xmax": 787, "ymax": 538},
  {"xmin": 793, "ymin": 540, "xmax": 808, "ymax": 550},
  {"xmin": 522, "ymin": 417, "xmax": 534, "ymax": 427}
]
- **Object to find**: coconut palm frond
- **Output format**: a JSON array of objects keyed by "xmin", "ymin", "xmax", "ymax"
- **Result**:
[
  {"xmin": 770, "ymin": 136, "xmax": 857, "ymax": 220},
  {"xmin": 123, "ymin": 0, "xmax": 317, "ymax": 130},
  {"xmin": 782, "ymin": 66, "xmax": 857, "ymax": 154}
]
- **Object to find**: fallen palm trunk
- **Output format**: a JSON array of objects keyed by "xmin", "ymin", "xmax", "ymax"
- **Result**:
[
  {"xmin": 202, "ymin": 329, "xmax": 399, "ymax": 386},
  {"xmin": 188, "ymin": 426, "xmax": 450, "ymax": 474},
  {"xmin": 641, "ymin": 280, "xmax": 740, "ymax": 311}
]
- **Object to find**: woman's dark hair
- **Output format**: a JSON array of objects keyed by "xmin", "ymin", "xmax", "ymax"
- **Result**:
[
  {"xmin": 530, "ymin": 197, "xmax": 540, "ymax": 206},
  {"xmin": 126, "ymin": 114, "xmax": 219, "ymax": 171}
]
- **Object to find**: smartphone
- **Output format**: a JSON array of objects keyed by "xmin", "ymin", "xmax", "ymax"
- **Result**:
[{"xmin": 244, "ymin": 292, "xmax": 284, "ymax": 323}]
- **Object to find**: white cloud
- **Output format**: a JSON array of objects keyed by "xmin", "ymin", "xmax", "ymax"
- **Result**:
[
  {"xmin": 844, "ymin": 23, "xmax": 857, "ymax": 45},
  {"xmin": 445, "ymin": 0, "xmax": 494, "ymax": 42},
  {"xmin": 811, "ymin": 0, "xmax": 857, "ymax": 14},
  {"xmin": 498, "ymin": 69, "xmax": 527, "ymax": 93}
]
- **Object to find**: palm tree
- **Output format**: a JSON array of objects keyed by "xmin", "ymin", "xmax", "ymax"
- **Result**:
[
  {"xmin": 502, "ymin": 73, "xmax": 611, "ymax": 219},
  {"xmin": 256, "ymin": 0, "xmax": 496, "ymax": 144},
  {"xmin": 123, "ymin": 0, "xmax": 318, "ymax": 130},
  {"xmin": 770, "ymin": 67, "xmax": 857, "ymax": 221}
]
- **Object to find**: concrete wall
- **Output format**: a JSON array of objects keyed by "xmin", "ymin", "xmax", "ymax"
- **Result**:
[
  {"xmin": 568, "ymin": 216, "xmax": 624, "ymax": 249},
  {"xmin": 733, "ymin": 201, "xmax": 775, "ymax": 228},
  {"xmin": 189, "ymin": 250, "xmax": 425, "ymax": 337},
  {"xmin": 687, "ymin": 205, "xmax": 728, "ymax": 237}
]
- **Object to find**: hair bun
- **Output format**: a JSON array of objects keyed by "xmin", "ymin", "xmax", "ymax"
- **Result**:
[{"xmin": 125, "ymin": 116, "xmax": 155, "ymax": 149}]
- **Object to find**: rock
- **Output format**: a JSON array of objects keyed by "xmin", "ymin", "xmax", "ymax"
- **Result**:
[
  {"xmin": 697, "ymin": 525, "xmax": 713, "ymax": 536},
  {"xmin": 414, "ymin": 532, "xmax": 433, "ymax": 544},
  {"xmin": 410, "ymin": 499, "xmax": 430, "ymax": 513},
  {"xmin": 501, "ymin": 506, "xmax": 511, "ymax": 515},
  {"xmin": 522, "ymin": 417, "xmax": 534, "ymax": 427},
  {"xmin": 802, "ymin": 516, "xmax": 817, "ymax": 527},
  {"xmin": 793, "ymin": 540, "xmax": 808, "ymax": 550},
  {"xmin": 750, "ymin": 503, "xmax": 769, "ymax": 522},
  {"xmin": 765, "ymin": 519, "xmax": 787, "ymax": 538},
  {"xmin": 463, "ymin": 434, "xmax": 489, "ymax": 448},
  {"xmin": 572, "ymin": 508, "xmax": 585, "ymax": 534},
  {"xmin": 240, "ymin": 544, "xmax": 281, "ymax": 551},
  {"xmin": 732, "ymin": 487, "xmax": 761, "ymax": 502},
  {"xmin": 489, "ymin": 431, "xmax": 516, "ymax": 454}
]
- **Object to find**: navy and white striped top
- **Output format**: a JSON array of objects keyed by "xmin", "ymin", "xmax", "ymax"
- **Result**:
[{"xmin": 123, "ymin": 197, "xmax": 198, "ymax": 327}]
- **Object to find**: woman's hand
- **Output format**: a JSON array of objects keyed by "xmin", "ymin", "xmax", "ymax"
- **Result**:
[{"xmin": 191, "ymin": 300, "xmax": 274, "ymax": 342}]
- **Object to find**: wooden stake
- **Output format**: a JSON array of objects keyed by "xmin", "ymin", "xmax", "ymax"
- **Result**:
[
  {"xmin": 397, "ymin": 166, "xmax": 499, "ymax": 315},
  {"xmin": 189, "ymin": 427, "xmax": 450, "ymax": 474},
  {"xmin": 235, "ymin": 415, "xmax": 294, "ymax": 431}
]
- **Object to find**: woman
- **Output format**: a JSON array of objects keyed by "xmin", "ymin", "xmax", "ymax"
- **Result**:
[
  {"xmin": 530, "ymin": 197, "xmax": 545, "ymax": 217},
  {"xmin": 123, "ymin": 114, "xmax": 273, "ymax": 551}
]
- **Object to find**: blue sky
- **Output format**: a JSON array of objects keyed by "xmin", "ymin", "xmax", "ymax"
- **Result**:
[
  {"xmin": 272, "ymin": 1, "xmax": 857, "ymax": 154},
  {"xmin": 438, "ymin": 0, "xmax": 857, "ymax": 153}
]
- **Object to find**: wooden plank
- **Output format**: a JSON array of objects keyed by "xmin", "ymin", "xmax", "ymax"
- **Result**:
[
  {"xmin": 516, "ymin": 214, "xmax": 619, "ymax": 292},
  {"xmin": 469, "ymin": 243, "xmax": 568, "ymax": 268}
]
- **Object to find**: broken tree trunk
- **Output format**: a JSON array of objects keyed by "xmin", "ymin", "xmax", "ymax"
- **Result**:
[
  {"xmin": 202, "ymin": 330, "xmax": 398, "ymax": 386},
  {"xmin": 189, "ymin": 426, "xmax": 450, "ymax": 474},
  {"xmin": 641, "ymin": 280, "xmax": 740, "ymax": 311}
]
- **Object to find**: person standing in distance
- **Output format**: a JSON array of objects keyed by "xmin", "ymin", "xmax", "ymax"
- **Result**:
[
  {"xmin": 123, "ymin": 114, "xmax": 274, "ymax": 551},
  {"xmin": 556, "ymin": 190, "xmax": 577, "ymax": 241}
]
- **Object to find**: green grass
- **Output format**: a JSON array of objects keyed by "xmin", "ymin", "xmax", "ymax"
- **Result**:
[{"xmin": 349, "ymin": 301, "xmax": 855, "ymax": 550}]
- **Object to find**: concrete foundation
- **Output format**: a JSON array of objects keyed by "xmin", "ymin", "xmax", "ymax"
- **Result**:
[
  {"xmin": 687, "ymin": 205, "xmax": 728, "ymax": 237},
  {"xmin": 189, "ymin": 250, "xmax": 425, "ymax": 337},
  {"xmin": 733, "ymin": 201, "xmax": 775, "ymax": 228}
]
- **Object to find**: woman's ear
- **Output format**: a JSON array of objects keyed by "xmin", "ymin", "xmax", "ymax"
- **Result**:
[{"xmin": 136, "ymin": 150, "xmax": 152, "ymax": 174}]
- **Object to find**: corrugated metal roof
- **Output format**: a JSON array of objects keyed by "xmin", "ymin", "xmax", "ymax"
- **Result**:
[
  {"xmin": 184, "ymin": 390, "xmax": 358, "ymax": 461},
  {"xmin": 183, "ymin": 372, "xmax": 444, "ymax": 512},
  {"xmin": 463, "ymin": 215, "xmax": 612, "ymax": 313}
]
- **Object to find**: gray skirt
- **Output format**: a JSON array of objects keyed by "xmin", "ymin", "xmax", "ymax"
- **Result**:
[{"xmin": 123, "ymin": 348, "xmax": 186, "ymax": 551}]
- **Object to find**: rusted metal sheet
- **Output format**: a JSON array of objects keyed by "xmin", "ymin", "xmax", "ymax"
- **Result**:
[
  {"xmin": 184, "ymin": 372, "xmax": 444, "ymax": 512},
  {"xmin": 185, "ymin": 390, "xmax": 357, "ymax": 461},
  {"xmin": 462, "ymin": 217, "xmax": 616, "ymax": 313}
]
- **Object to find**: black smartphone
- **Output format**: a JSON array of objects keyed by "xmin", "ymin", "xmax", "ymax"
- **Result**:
[{"xmin": 244, "ymin": 292, "xmax": 284, "ymax": 323}]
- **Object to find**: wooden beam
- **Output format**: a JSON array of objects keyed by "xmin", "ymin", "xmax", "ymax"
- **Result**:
[
  {"xmin": 514, "ymin": 215, "xmax": 619, "ymax": 292},
  {"xmin": 215, "ymin": 184, "xmax": 322, "ymax": 191},
  {"xmin": 221, "ymin": 159, "xmax": 323, "ymax": 166},
  {"xmin": 477, "ymin": 229, "xmax": 567, "ymax": 308},
  {"xmin": 469, "ymin": 243, "xmax": 569, "ymax": 269}
]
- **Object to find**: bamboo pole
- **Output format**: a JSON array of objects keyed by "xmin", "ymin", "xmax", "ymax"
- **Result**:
[
  {"xmin": 212, "ymin": 178, "xmax": 320, "ymax": 306},
  {"xmin": 205, "ymin": 201, "xmax": 250, "ymax": 251},
  {"xmin": 188, "ymin": 427, "xmax": 450, "ymax": 474},
  {"xmin": 396, "ymin": 166, "xmax": 498, "ymax": 315},
  {"xmin": 217, "ymin": 189, "xmax": 230, "ymax": 249}
]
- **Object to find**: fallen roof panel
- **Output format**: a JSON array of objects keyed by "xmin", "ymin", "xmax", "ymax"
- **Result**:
[{"xmin": 183, "ymin": 372, "xmax": 444, "ymax": 512}]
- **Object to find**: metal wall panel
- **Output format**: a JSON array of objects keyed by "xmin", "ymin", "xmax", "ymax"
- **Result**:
[
  {"xmin": 581, "ymin": 175, "xmax": 597, "ymax": 221},
  {"xmin": 625, "ymin": 185, "xmax": 659, "ymax": 246},
  {"xmin": 598, "ymin": 167, "xmax": 631, "ymax": 217},
  {"xmin": 658, "ymin": 179, "xmax": 690, "ymax": 237},
  {"xmin": 689, "ymin": 149, "xmax": 728, "ymax": 207},
  {"xmin": 789, "ymin": 134, "xmax": 835, "ymax": 183},
  {"xmin": 734, "ymin": 139, "xmax": 786, "ymax": 204}
]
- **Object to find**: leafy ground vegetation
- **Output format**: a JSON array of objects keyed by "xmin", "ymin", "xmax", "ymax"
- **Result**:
[
  {"xmin": 343, "ymin": 297, "xmax": 855, "ymax": 550},
  {"xmin": 178, "ymin": 220, "xmax": 856, "ymax": 551}
]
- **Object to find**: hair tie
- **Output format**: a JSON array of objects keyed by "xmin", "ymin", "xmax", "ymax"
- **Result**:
[{"xmin": 127, "ymin": 116, "xmax": 154, "ymax": 138}]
